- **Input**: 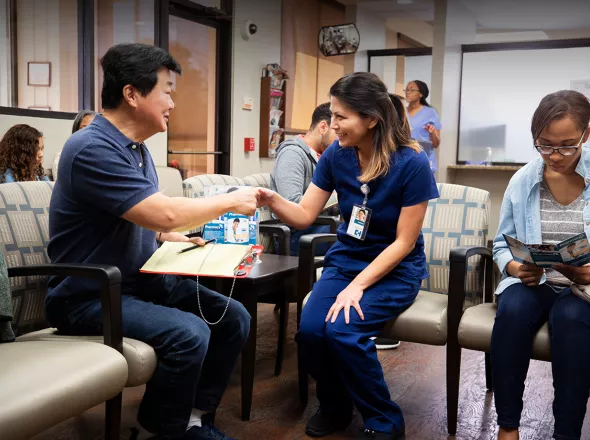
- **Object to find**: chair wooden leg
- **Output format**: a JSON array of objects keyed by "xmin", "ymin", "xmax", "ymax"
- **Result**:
[
  {"xmin": 446, "ymin": 341, "xmax": 461, "ymax": 436},
  {"xmin": 274, "ymin": 292, "xmax": 289, "ymax": 376},
  {"xmin": 485, "ymin": 352, "xmax": 493, "ymax": 391},
  {"xmin": 298, "ymin": 343, "xmax": 309, "ymax": 405},
  {"xmin": 105, "ymin": 392, "xmax": 122, "ymax": 440}
]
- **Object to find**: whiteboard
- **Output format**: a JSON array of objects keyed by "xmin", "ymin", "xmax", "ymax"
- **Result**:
[
  {"xmin": 405, "ymin": 55, "xmax": 432, "ymax": 89},
  {"xmin": 459, "ymin": 47, "xmax": 590, "ymax": 164}
]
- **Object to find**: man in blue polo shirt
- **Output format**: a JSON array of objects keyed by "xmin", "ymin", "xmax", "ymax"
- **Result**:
[{"xmin": 46, "ymin": 43, "xmax": 256, "ymax": 440}]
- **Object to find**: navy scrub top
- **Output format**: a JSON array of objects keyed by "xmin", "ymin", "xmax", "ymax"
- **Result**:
[{"xmin": 313, "ymin": 142, "xmax": 439, "ymax": 282}]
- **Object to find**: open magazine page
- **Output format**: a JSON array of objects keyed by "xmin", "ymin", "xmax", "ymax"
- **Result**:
[
  {"xmin": 555, "ymin": 233, "xmax": 590, "ymax": 266},
  {"xmin": 503, "ymin": 232, "xmax": 590, "ymax": 267},
  {"xmin": 503, "ymin": 234, "xmax": 534, "ymax": 264}
]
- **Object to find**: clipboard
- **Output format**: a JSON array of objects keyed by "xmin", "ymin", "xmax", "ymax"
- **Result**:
[{"xmin": 140, "ymin": 242, "xmax": 264, "ymax": 278}]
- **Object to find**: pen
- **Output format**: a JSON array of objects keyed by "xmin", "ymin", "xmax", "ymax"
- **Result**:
[{"xmin": 177, "ymin": 239, "xmax": 216, "ymax": 254}]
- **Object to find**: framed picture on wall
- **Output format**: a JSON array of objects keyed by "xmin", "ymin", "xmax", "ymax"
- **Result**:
[{"xmin": 27, "ymin": 62, "xmax": 51, "ymax": 87}]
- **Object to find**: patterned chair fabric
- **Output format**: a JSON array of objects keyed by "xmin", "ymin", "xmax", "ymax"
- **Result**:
[
  {"xmin": 421, "ymin": 183, "xmax": 490, "ymax": 305},
  {"xmin": 0, "ymin": 182, "xmax": 53, "ymax": 335}
]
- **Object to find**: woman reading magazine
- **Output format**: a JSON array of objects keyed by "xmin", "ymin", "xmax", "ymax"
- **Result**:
[{"xmin": 491, "ymin": 90, "xmax": 590, "ymax": 440}]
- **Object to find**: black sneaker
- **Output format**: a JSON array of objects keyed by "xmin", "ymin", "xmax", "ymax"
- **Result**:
[
  {"xmin": 305, "ymin": 408, "xmax": 353, "ymax": 437},
  {"xmin": 371, "ymin": 337, "xmax": 401, "ymax": 350},
  {"xmin": 356, "ymin": 428, "xmax": 406, "ymax": 440}
]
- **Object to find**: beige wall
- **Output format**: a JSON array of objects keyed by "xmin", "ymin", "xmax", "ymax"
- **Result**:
[
  {"xmin": 0, "ymin": 114, "xmax": 168, "ymax": 172},
  {"xmin": 230, "ymin": 0, "xmax": 282, "ymax": 177},
  {"xmin": 16, "ymin": 0, "xmax": 78, "ymax": 112},
  {"xmin": 386, "ymin": 19, "xmax": 434, "ymax": 47}
]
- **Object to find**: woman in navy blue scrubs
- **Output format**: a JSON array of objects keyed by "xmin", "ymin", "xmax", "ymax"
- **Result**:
[{"xmin": 259, "ymin": 72, "xmax": 439, "ymax": 440}]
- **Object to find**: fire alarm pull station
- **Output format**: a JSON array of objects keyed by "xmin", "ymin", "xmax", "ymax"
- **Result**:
[{"xmin": 244, "ymin": 137, "xmax": 255, "ymax": 152}]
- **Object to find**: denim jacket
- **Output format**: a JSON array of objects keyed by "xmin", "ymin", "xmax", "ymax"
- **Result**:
[{"xmin": 493, "ymin": 147, "xmax": 590, "ymax": 294}]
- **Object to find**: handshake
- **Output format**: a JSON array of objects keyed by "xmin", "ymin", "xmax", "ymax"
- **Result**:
[{"xmin": 224, "ymin": 187, "xmax": 275, "ymax": 216}]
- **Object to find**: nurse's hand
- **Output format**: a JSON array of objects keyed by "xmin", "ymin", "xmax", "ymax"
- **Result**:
[
  {"xmin": 325, "ymin": 284, "xmax": 365, "ymax": 324},
  {"xmin": 256, "ymin": 188, "xmax": 275, "ymax": 207},
  {"xmin": 552, "ymin": 263, "xmax": 590, "ymax": 285}
]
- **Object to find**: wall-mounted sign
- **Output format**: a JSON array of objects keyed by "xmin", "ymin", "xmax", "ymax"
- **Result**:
[{"xmin": 318, "ymin": 23, "xmax": 360, "ymax": 57}]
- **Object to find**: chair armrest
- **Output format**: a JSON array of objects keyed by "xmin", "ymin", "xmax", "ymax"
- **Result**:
[
  {"xmin": 8, "ymin": 263, "xmax": 123, "ymax": 354},
  {"xmin": 447, "ymin": 246, "xmax": 494, "ymax": 345},
  {"xmin": 259, "ymin": 223, "xmax": 291, "ymax": 256},
  {"xmin": 297, "ymin": 233, "xmax": 338, "ymax": 301},
  {"xmin": 313, "ymin": 216, "xmax": 340, "ymax": 233}
]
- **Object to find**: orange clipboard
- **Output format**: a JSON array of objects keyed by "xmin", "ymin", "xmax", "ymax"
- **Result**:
[{"xmin": 140, "ymin": 242, "xmax": 264, "ymax": 278}]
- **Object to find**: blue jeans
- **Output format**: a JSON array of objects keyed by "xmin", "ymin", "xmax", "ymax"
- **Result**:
[
  {"xmin": 296, "ymin": 267, "xmax": 419, "ymax": 434},
  {"xmin": 490, "ymin": 283, "xmax": 590, "ymax": 439},
  {"xmin": 45, "ymin": 275, "xmax": 250, "ymax": 438},
  {"xmin": 288, "ymin": 224, "xmax": 332, "ymax": 256}
]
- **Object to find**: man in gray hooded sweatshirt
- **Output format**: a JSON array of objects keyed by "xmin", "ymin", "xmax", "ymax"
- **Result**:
[{"xmin": 270, "ymin": 102, "xmax": 337, "ymax": 255}]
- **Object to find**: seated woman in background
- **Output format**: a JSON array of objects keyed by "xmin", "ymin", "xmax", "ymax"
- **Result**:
[
  {"xmin": 0, "ymin": 124, "xmax": 49, "ymax": 183},
  {"xmin": 492, "ymin": 90, "xmax": 590, "ymax": 440},
  {"xmin": 53, "ymin": 109, "xmax": 97, "ymax": 181},
  {"xmin": 71, "ymin": 109, "xmax": 97, "ymax": 133}
]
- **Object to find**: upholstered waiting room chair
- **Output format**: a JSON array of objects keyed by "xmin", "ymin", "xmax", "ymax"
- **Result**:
[
  {"xmin": 0, "ymin": 181, "xmax": 129, "ymax": 440},
  {"xmin": 448, "ymin": 253, "xmax": 551, "ymax": 435},
  {"xmin": 156, "ymin": 165, "xmax": 184, "ymax": 197},
  {"xmin": 296, "ymin": 183, "xmax": 493, "ymax": 436}
]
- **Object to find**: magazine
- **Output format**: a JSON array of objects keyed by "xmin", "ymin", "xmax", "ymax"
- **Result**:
[
  {"xmin": 202, "ymin": 185, "xmax": 259, "ymax": 246},
  {"xmin": 503, "ymin": 232, "xmax": 590, "ymax": 267}
]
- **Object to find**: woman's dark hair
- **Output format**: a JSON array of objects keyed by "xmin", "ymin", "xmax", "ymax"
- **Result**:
[
  {"xmin": 72, "ymin": 110, "xmax": 97, "ymax": 133},
  {"xmin": 412, "ymin": 80, "xmax": 431, "ymax": 107},
  {"xmin": 101, "ymin": 43, "xmax": 182, "ymax": 109},
  {"xmin": 330, "ymin": 72, "xmax": 419, "ymax": 182},
  {"xmin": 0, "ymin": 124, "xmax": 45, "ymax": 183},
  {"xmin": 531, "ymin": 90, "xmax": 590, "ymax": 141},
  {"xmin": 389, "ymin": 94, "xmax": 413, "ymax": 140}
]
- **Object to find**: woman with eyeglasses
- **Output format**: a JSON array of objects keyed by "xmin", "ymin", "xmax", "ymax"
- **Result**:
[
  {"xmin": 492, "ymin": 90, "xmax": 590, "ymax": 440},
  {"xmin": 404, "ymin": 80, "xmax": 441, "ymax": 174}
]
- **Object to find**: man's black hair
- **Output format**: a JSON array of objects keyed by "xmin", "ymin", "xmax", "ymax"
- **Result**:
[
  {"xmin": 310, "ymin": 102, "xmax": 332, "ymax": 130},
  {"xmin": 233, "ymin": 218, "xmax": 240, "ymax": 224},
  {"xmin": 101, "ymin": 43, "xmax": 182, "ymax": 109}
]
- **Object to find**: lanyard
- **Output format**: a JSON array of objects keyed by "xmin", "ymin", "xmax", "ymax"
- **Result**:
[{"xmin": 361, "ymin": 183, "xmax": 370, "ymax": 207}]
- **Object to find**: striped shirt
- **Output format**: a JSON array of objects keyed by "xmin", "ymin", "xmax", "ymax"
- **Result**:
[{"xmin": 540, "ymin": 181, "xmax": 584, "ymax": 288}]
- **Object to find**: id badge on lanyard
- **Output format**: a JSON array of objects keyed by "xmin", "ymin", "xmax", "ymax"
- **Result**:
[{"xmin": 346, "ymin": 183, "xmax": 372, "ymax": 241}]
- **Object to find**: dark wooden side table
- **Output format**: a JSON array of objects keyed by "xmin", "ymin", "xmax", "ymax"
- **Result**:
[{"xmin": 203, "ymin": 253, "xmax": 300, "ymax": 421}]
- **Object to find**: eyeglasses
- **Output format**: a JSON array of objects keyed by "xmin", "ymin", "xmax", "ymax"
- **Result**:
[
  {"xmin": 404, "ymin": 89, "xmax": 419, "ymax": 93},
  {"xmin": 534, "ymin": 133, "xmax": 585, "ymax": 156}
]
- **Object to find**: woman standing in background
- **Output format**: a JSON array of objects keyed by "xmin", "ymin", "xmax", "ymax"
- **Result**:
[{"xmin": 405, "ymin": 80, "xmax": 441, "ymax": 174}]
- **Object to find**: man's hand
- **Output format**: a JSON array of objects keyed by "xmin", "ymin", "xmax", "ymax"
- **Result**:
[
  {"xmin": 507, "ymin": 261, "xmax": 545, "ymax": 286},
  {"xmin": 226, "ymin": 188, "xmax": 258, "ymax": 216},
  {"xmin": 552, "ymin": 263, "xmax": 590, "ymax": 285},
  {"xmin": 159, "ymin": 232, "xmax": 206, "ymax": 245}
]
